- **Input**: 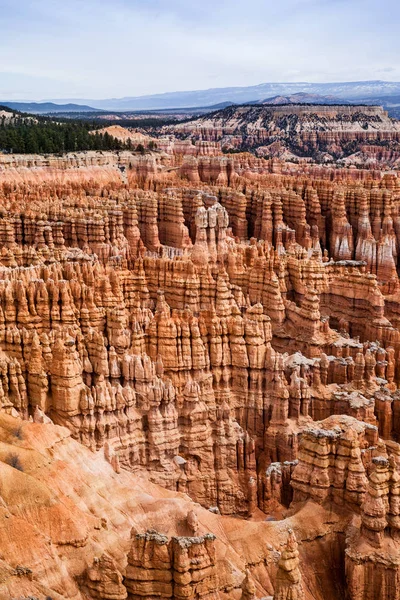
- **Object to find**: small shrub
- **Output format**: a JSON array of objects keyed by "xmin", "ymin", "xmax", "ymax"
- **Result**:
[
  {"xmin": 12, "ymin": 425, "xmax": 23, "ymax": 440},
  {"xmin": 5, "ymin": 452, "xmax": 23, "ymax": 471}
]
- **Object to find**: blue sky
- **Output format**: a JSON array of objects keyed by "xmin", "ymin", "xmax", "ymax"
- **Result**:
[{"xmin": 0, "ymin": 0, "xmax": 399, "ymax": 100}]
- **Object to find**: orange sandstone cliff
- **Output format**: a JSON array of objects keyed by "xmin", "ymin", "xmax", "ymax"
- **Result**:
[{"xmin": 0, "ymin": 146, "xmax": 400, "ymax": 599}]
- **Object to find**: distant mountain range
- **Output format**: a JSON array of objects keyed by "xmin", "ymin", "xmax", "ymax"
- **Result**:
[
  {"xmin": 3, "ymin": 81, "xmax": 400, "ymax": 117},
  {"xmin": 0, "ymin": 102, "xmax": 100, "ymax": 114},
  {"xmin": 43, "ymin": 81, "xmax": 400, "ymax": 111}
]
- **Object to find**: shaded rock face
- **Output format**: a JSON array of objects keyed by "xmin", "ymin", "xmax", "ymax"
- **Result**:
[{"xmin": 2, "ymin": 148, "xmax": 400, "ymax": 599}]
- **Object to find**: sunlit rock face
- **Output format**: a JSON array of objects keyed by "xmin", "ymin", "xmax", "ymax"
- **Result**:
[
  {"xmin": 2, "ymin": 145, "xmax": 400, "ymax": 599},
  {"xmin": 165, "ymin": 104, "xmax": 400, "ymax": 166}
]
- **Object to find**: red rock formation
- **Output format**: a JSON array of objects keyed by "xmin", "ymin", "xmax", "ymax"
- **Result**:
[
  {"xmin": 291, "ymin": 416, "xmax": 374, "ymax": 507},
  {"xmin": 2, "ymin": 148, "xmax": 400, "ymax": 599},
  {"xmin": 273, "ymin": 529, "xmax": 305, "ymax": 600},
  {"xmin": 84, "ymin": 554, "xmax": 127, "ymax": 599},
  {"xmin": 125, "ymin": 531, "xmax": 173, "ymax": 599},
  {"xmin": 166, "ymin": 104, "xmax": 400, "ymax": 163},
  {"xmin": 345, "ymin": 455, "xmax": 400, "ymax": 600}
]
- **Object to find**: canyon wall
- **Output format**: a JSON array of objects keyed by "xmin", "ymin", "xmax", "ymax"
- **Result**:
[
  {"xmin": 164, "ymin": 104, "xmax": 400, "ymax": 164},
  {"xmin": 1, "ymin": 147, "xmax": 400, "ymax": 598}
]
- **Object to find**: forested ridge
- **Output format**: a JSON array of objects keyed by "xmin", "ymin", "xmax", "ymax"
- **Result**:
[{"xmin": 0, "ymin": 107, "xmax": 132, "ymax": 153}]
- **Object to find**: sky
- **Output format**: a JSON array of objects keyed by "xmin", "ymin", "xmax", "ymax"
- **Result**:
[{"xmin": 0, "ymin": 0, "xmax": 399, "ymax": 100}]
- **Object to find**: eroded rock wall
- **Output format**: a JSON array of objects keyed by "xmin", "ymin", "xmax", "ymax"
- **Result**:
[{"xmin": 1, "ymin": 149, "xmax": 400, "ymax": 598}]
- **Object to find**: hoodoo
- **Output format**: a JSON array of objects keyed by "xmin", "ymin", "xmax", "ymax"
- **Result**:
[{"xmin": 1, "ymin": 107, "xmax": 400, "ymax": 599}]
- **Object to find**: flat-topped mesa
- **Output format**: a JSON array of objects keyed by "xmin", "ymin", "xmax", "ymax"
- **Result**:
[
  {"xmin": 168, "ymin": 104, "xmax": 400, "ymax": 159},
  {"xmin": 262, "ymin": 104, "xmax": 388, "ymax": 117}
]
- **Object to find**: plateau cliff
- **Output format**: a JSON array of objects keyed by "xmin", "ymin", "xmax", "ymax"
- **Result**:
[{"xmin": 164, "ymin": 104, "xmax": 400, "ymax": 165}]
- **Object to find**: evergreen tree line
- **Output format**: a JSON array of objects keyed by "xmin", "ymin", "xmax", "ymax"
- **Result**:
[{"xmin": 0, "ymin": 115, "xmax": 133, "ymax": 154}]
